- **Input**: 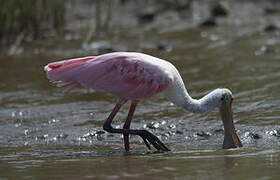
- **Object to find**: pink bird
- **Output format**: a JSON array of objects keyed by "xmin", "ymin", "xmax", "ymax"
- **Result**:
[{"xmin": 44, "ymin": 52, "xmax": 242, "ymax": 151}]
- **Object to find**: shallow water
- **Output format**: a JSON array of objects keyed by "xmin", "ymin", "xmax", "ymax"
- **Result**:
[
  {"xmin": 1, "ymin": 1, "xmax": 280, "ymax": 179},
  {"xmin": 1, "ymin": 146, "xmax": 279, "ymax": 180}
]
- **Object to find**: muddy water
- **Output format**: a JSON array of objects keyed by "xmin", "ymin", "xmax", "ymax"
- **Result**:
[{"xmin": 1, "ymin": 2, "xmax": 280, "ymax": 180}]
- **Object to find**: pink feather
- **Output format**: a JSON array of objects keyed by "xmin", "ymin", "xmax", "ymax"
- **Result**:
[{"xmin": 44, "ymin": 52, "xmax": 171, "ymax": 99}]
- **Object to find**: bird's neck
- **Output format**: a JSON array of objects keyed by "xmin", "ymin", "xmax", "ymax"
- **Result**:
[
  {"xmin": 182, "ymin": 92, "xmax": 218, "ymax": 113},
  {"xmin": 166, "ymin": 69, "xmax": 220, "ymax": 113},
  {"xmin": 167, "ymin": 84, "xmax": 218, "ymax": 113}
]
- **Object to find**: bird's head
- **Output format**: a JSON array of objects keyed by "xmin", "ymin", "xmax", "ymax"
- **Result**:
[
  {"xmin": 212, "ymin": 88, "xmax": 242, "ymax": 149},
  {"xmin": 172, "ymin": 86, "xmax": 243, "ymax": 149},
  {"xmin": 202, "ymin": 88, "xmax": 233, "ymax": 109}
]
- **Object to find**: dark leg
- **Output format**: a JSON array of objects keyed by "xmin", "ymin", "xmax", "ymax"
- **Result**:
[
  {"xmin": 123, "ymin": 100, "xmax": 138, "ymax": 152},
  {"xmin": 103, "ymin": 98, "xmax": 128, "ymax": 132},
  {"xmin": 103, "ymin": 99, "xmax": 170, "ymax": 152}
]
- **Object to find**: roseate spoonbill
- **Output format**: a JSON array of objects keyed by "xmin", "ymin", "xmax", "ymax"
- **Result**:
[{"xmin": 44, "ymin": 52, "xmax": 242, "ymax": 151}]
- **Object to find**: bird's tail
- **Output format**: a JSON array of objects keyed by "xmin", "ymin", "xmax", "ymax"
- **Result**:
[{"xmin": 44, "ymin": 56, "xmax": 96, "ymax": 91}]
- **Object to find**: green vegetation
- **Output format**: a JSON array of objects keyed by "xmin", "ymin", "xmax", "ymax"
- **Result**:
[{"xmin": 0, "ymin": 0, "xmax": 65, "ymax": 44}]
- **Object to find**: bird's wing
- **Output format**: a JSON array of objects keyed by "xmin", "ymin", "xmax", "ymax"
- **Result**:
[{"xmin": 44, "ymin": 54, "xmax": 171, "ymax": 99}]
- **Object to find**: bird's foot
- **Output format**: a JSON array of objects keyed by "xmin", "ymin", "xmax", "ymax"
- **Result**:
[{"xmin": 138, "ymin": 130, "xmax": 170, "ymax": 152}]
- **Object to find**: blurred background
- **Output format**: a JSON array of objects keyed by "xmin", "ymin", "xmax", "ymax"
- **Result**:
[
  {"xmin": 0, "ymin": 0, "xmax": 280, "ymax": 179},
  {"xmin": 0, "ymin": 0, "xmax": 279, "ymax": 56}
]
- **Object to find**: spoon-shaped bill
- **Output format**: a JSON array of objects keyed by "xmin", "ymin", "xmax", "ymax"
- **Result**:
[{"xmin": 220, "ymin": 103, "xmax": 242, "ymax": 149}]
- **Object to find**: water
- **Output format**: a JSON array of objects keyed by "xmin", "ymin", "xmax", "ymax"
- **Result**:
[
  {"xmin": 1, "ymin": 1, "xmax": 280, "ymax": 179},
  {"xmin": 0, "ymin": 147, "xmax": 279, "ymax": 180}
]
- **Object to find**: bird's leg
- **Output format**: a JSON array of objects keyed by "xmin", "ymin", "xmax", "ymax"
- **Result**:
[
  {"xmin": 103, "ymin": 98, "xmax": 128, "ymax": 133},
  {"xmin": 123, "ymin": 100, "xmax": 138, "ymax": 152},
  {"xmin": 103, "ymin": 99, "xmax": 169, "ymax": 152},
  {"xmin": 121, "ymin": 101, "xmax": 169, "ymax": 151}
]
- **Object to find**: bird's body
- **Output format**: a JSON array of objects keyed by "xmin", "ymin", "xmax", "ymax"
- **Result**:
[
  {"xmin": 45, "ymin": 52, "xmax": 242, "ymax": 151},
  {"xmin": 46, "ymin": 52, "xmax": 182, "ymax": 101}
]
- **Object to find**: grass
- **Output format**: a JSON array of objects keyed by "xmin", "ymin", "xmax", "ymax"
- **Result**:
[{"xmin": 0, "ymin": 0, "xmax": 65, "ymax": 45}]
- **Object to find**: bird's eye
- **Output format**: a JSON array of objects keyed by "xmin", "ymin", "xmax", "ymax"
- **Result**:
[{"xmin": 221, "ymin": 96, "xmax": 225, "ymax": 101}]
